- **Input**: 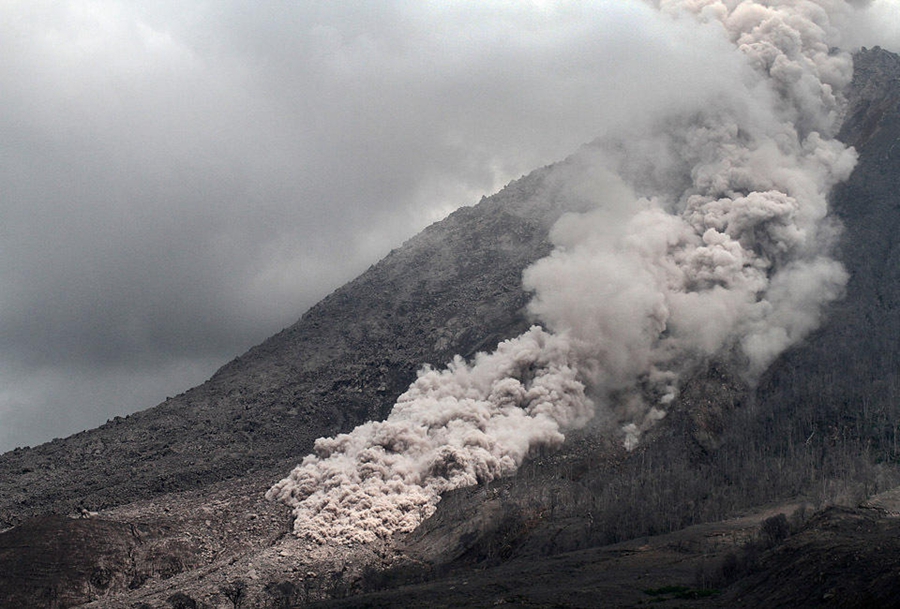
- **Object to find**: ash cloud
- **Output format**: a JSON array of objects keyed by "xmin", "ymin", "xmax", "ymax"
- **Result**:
[
  {"xmin": 832, "ymin": 0, "xmax": 900, "ymax": 50},
  {"xmin": 2, "ymin": 0, "xmax": 796, "ymax": 454},
  {"xmin": 268, "ymin": 328, "xmax": 591, "ymax": 544},
  {"xmin": 270, "ymin": 0, "xmax": 860, "ymax": 544}
]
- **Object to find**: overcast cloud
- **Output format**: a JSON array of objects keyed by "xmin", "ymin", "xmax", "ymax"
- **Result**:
[{"xmin": 1, "ymin": 0, "xmax": 898, "ymax": 454}]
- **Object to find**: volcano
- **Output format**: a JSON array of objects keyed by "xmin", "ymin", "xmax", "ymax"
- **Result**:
[{"xmin": 2, "ymin": 22, "xmax": 900, "ymax": 609}]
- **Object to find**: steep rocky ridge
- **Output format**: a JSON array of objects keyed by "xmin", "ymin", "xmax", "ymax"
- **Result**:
[
  {"xmin": 0, "ymin": 163, "xmax": 590, "ymax": 528},
  {"xmin": 0, "ymin": 142, "xmax": 602, "ymax": 607},
  {"xmin": 759, "ymin": 45, "xmax": 900, "ymax": 431},
  {"xmin": 2, "ymin": 47, "xmax": 900, "ymax": 608}
]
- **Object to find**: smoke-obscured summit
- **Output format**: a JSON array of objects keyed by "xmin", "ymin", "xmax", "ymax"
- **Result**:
[
  {"xmin": 267, "ymin": 0, "xmax": 859, "ymax": 545},
  {"xmin": 14, "ymin": 0, "xmax": 887, "ymax": 454},
  {"xmin": 4, "ymin": 26, "xmax": 900, "ymax": 609}
]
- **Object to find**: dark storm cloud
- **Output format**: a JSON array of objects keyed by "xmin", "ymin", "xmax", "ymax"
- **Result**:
[{"xmin": 0, "ymin": 0, "xmax": 897, "ymax": 453}]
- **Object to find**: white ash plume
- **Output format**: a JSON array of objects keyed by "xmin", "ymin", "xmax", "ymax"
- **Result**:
[
  {"xmin": 526, "ymin": 0, "xmax": 857, "ymax": 446},
  {"xmin": 267, "ymin": 328, "xmax": 591, "ymax": 544},
  {"xmin": 270, "ymin": 0, "xmax": 857, "ymax": 542}
]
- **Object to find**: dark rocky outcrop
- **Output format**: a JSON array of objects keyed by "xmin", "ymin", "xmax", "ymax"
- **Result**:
[
  {"xmin": 0, "ymin": 516, "xmax": 188, "ymax": 608},
  {"xmin": 719, "ymin": 505, "xmax": 900, "ymax": 608}
]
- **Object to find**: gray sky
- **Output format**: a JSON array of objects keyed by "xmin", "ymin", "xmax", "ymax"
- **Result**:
[{"xmin": 1, "ymin": 0, "xmax": 898, "ymax": 454}]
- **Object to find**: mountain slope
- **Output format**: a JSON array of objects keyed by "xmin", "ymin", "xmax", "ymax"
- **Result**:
[
  {"xmin": 0, "ymin": 163, "xmax": 590, "ymax": 527},
  {"xmin": 405, "ymin": 45, "xmax": 900, "ymax": 567}
]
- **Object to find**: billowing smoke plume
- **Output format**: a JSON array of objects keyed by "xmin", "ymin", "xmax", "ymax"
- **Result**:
[
  {"xmin": 268, "ymin": 328, "xmax": 591, "ymax": 543},
  {"xmin": 268, "ymin": 0, "xmax": 858, "ymax": 543}
]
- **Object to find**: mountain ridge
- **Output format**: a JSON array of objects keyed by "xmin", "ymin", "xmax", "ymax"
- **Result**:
[{"xmin": 0, "ymin": 159, "xmax": 583, "ymax": 528}]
